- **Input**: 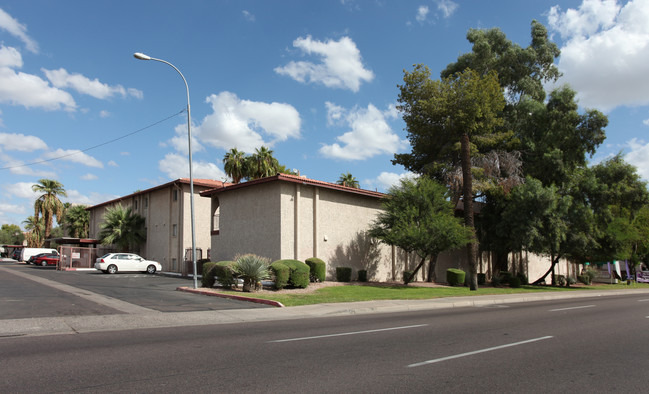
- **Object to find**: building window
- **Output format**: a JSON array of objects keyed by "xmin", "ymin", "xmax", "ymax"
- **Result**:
[
  {"xmin": 144, "ymin": 197, "xmax": 148, "ymax": 208},
  {"xmin": 172, "ymin": 224, "xmax": 177, "ymax": 237},
  {"xmin": 211, "ymin": 198, "xmax": 220, "ymax": 235},
  {"xmin": 134, "ymin": 200, "xmax": 138, "ymax": 210},
  {"xmin": 173, "ymin": 190, "xmax": 178, "ymax": 201}
]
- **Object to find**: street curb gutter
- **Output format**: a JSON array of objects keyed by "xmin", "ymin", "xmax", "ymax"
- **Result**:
[{"xmin": 177, "ymin": 286, "xmax": 285, "ymax": 308}]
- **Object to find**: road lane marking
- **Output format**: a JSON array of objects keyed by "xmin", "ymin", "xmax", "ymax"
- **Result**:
[
  {"xmin": 549, "ymin": 305, "xmax": 595, "ymax": 312},
  {"xmin": 407, "ymin": 336, "xmax": 554, "ymax": 368},
  {"xmin": 637, "ymin": 299, "xmax": 649, "ymax": 302},
  {"xmin": 268, "ymin": 324, "xmax": 427, "ymax": 343}
]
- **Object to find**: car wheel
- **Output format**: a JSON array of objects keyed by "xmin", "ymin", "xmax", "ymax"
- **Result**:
[
  {"xmin": 146, "ymin": 265, "xmax": 157, "ymax": 274},
  {"xmin": 41, "ymin": 261, "xmax": 47, "ymax": 267},
  {"xmin": 107, "ymin": 264, "xmax": 118, "ymax": 274}
]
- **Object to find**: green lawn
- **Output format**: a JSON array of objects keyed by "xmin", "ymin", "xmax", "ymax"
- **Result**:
[{"xmin": 217, "ymin": 282, "xmax": 649, "ymax": 307}]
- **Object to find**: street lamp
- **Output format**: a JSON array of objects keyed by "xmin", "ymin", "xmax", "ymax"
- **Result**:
[{"xmin": 133, "ymin": 52, "xmax": 198, "ymax": 289}]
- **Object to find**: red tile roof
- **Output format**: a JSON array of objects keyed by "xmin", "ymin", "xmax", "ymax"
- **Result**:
[{"xmin": 200, "ymin": 173, "xmax": 386, "ymax": 199}]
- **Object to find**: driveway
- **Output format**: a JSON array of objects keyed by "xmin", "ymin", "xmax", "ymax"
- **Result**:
[{"xmin": 0, "ymin": 260, "xmax": 271, "ymax": 319}]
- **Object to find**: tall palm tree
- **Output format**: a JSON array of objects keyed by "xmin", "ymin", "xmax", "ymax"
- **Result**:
[
  {"xmin": 248, "ymin": 146, "xmax": 279, "ymax": 179},
  {"xmin": 337, "ymin": 172, "xmax": 360, "ymax": 188},
  {"xmin": 23, "ymin": 216, "xmax": 44, "ymax": 247},
  {"xmin": 98, "ymin": 204, "xmax": 146, "ymax": 252},
  {"xmin": 223, "ymin": 148, "xmax": 247, "ymax": 183},
  {"xmin": 64, "ymin": 205, "xmax": 90, "ymax": 238},
  {"xmin": 32, "ymin": 179, "xmax": 67, "ymax": 247}
]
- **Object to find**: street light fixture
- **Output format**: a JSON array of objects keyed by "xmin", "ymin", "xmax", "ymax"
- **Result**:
[{"xmin": 133, "ymin": 52, "xmax": 198, "ymax": 289}]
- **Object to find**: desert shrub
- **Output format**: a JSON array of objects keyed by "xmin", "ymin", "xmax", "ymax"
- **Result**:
[
  {"xmin": 214, "ymin": 261, "xmax": 237, "ymax": 288},
  {"xmin": 478, "ymin": 273, "xmax": 486, "ymax": 285},
  {"xmin": 491, "ymin": 275, "xmax": 502, "ymax": 287},
  {"xmin": 305, "ymin": 257, "xmax": 326, "ymax": 282},
  {"xmin": 567, "ymin": 276, "xmax": 577, "ymax": 287},
  {"xmin": 447, "ymin": 268, "xmax": 465, "ymax": 286},
  {"xmin": 509, "ymin": 276, "xmax": 522, "ymax": 288},
  {"xmin": 272, "ymin": 259, "xmax": 310, "ymax": 289},
  {"xmin": 577, "ymin": 274, "xmax": 591, "ymax": 285},
  {"xmin": 270, "ymin": 261, "xmax": 290, "ymax": 290},
  {"xmin": 516, "ymin": 272, "xmax": 528, "ymax": 285},
  {"xmin": 201, "ymin": 262, "xmax": 218, "ymax": 288},
  {"xmin": 358, "ymin": 269, "xmax": 368, "ymax": 282},
  {"xmin": 585, "ymin": 267, "xmax": 598, "ymax": 282},
  {"xmin": 499, "ymin": 271, "xmax": 512, "ymax": 284},
  {"xmin": 554, "ymin": 274, "xmax": 566, "ymax": 287},
  {"xmin": 234, "ymin": 254, "xmax": 270, "ymax": 292},
  {"xmin": 336, "ymin": 267, "xmax": 352, "ymax": 282}
]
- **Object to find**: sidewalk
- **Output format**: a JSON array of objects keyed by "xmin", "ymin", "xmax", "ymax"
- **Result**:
[{"xmin": 3, "ymin": 287, "xmax": 649, "ymax": 338}]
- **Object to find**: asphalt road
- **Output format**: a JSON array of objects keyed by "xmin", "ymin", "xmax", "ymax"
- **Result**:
[
  {"xmin": 0, "ymin": 260, "xmax": 271, "ymax": 319},
  {"xmin": 1, "ymin": 293, "xmax": 648, "ymax": 393}
]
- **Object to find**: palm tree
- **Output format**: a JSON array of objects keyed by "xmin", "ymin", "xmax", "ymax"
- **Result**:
[
  {"xmin": 32, "ymin": 179, "xmax": 67, "ymax": 247},
  {"xmin": 223, "ymin": 148, "xmax": 247, "ymax": 183},
  {"xmin": 98, "ymin": 204, "xmax": 146, "ymax": 252},
  {"xmin": 23, "ymin": 216, "xmax": 44, "ymax": 247},
  {"xmin": 337, "ymin": 172, "xmax": 360, "ymax": 188},
  {"xmin": 248, "ymin": 146, "xmax": 279, "ymax": 179},
  {"xmin": 64, "ymin": 205, "xmax": 90, "ymax": 238}
]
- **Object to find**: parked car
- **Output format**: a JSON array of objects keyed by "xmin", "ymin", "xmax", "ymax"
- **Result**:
[
  {"xmin": 20, "ymin": 248, "xmax": 58, "ymax": 263},
  {"xmin": 33, "ymin": 253, "xmax": 60, "ymax": 267},
  {"xmin": 95, "ymin": 253, "xmax": 161, "ymax": 274}
]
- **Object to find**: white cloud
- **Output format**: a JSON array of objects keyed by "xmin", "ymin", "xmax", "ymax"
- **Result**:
[
  {"xmin": 416, "ymin": 6, "xmax": 430, "ymax": 23},
  {"xmin": 195, "ymin": 91, "xmax": 301, "ymax": 153},
  {"xmin": 0, "ymin": 67, "xmax": 76, "ymax": 111},
  {"xmin": 436, "ymin": 0, "xmax": 459, "ymax": 18},
  {"xmin": 548, "ymin": 0, "xmax": 649, "ymax": 111},
  {"xmin": 6, "ymin": 181, "xmax": 39, "ymax": 199},
  {"xmin": 168, "ymin": 122, "xmax": 204, "ymax": 155},
  {"xmin": 625, "ymin": 138, "xmax": 649, "ymax": 180},
  {"xmin": 0, "ymin": 132, "xmax": 47, "ymax": 151},
  {"xmin": 0, "ymin": 8, "xmax": 38, "ymax": 53},
  {"xmin": 43, "ymin": 68, "xmax": 143, "ymax": 100},
  {"xmin": 158, "ymin": 152, "xmax": 227, "ymax": 181},
  {"xmin": 41, "ymin": 149, "xmax": 103, "ymax": 168},
  {"xmin": 320, "ymin": 103, "xmax": 408, "ymax": 160},
  {"xmin": 81, "ymin": 173, "xmax": 98, "ymax": 181},
  {"xmin": 275, "ymin": 36, "xmax": 374, "ymax": 92},
  {"xmin": 107, "ymin": 160, "xmax": 118, "ymax": 167},
  {"xmin": 0, "ymin": 202, "xmax": 25, "ymax": 214},
  {"xmin": 0, "ymin": 45, "xmax": 22, "ymax": 68},
  {"xmin": 242, "ymin": 10, "xmax": 255, "ymax": 22},
  {"xmin": 64, "ymin": 189, "xmax": 118, "ymax": 206},
  {"xmin": 99, "ymin": 110, "xmax": 110, "ymax": 118},
  {"xmin": 367, "ymin": 171, "xmax": 417, "ymax": 192}
]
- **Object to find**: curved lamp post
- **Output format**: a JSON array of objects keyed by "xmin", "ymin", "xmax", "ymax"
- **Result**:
[{"xmin": 133, "ymin": 52, "xmax": 198, "ymax": 289}]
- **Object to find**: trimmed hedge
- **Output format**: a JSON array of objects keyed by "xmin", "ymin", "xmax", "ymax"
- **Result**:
[
  {"xmin": 305, "ymin": 257, "xmax": 326, "ymax": 282},
  {"xmin": 271, "ymin": 259, "xmax": 310, "ymax": 289},
  {"xmin": 477, "ymin": 273, "xmax": 486, "ymax": 285},
  {"xmin": 336, "ymin": 267, "xmax": 352, "ymax": 282},
  {"xmin": 509, "ymin": 276, "xmax": 522, "ymax": 288},
  {"xmin": 201, "ymin": 262, "xmax": 219, "ymax": 288},
  {"xmin": 214, "ymin": 261, "xmax": 237, "ymax": 288},
  {"xmin": 447, "ymin": 268, "xmax": 465, "ymax": 286},
  {"xmin": 357, "ymin": 269, "xmax": 368, "ymax": 282}
]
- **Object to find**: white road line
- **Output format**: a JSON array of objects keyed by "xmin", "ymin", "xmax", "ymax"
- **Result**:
[
  {"xmin": 268, "ymin": 324, "xmax": 427, "ymax": 343},
  {"xmin": 637, "ymin": 299, "xmax": 649, "ymax": 302},
  {"xmin": 549, "ymin": 305, "xmax": 596, "ymax": 312},
  {"xmin": 407, "ymin": 336, "xmax": 554, "ymax": 368}
]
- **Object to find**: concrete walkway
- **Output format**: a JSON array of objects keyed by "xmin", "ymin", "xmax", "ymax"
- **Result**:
[{"xmin": 3, "ymin": 283, "xmax": 649, "ymax": 338}]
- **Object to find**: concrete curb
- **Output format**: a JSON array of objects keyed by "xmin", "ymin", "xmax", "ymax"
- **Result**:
[{"xmin": 177, "ymin": 286, "xmax": 285, "ymax": 307}]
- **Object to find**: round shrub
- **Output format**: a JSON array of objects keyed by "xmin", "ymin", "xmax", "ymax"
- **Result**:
[
  {"xmin": 305, "ymin": 257, "xmax": 326, "ymax": 282},
  {"xmin": 499, "ymin": 271, "xmax": 512, "ymax": 284},
  {"xmin": 357, "ymin": 269, "xmax": 368, "ymax": 282},
  {"xmin": 272, "ymin": 259, "xmax": 310, "ymax": 289},
  {"xmin": 270, "ymin": 261, "xmax": 290, "ymax": 290},
  {"xmin": 447, "ymin": 268, "xmax": 465, "ymax": 286},
  {"xmin": 477, "ymin": 273, "xmax": 486, "ymax": 285},
  {"xmin": 201, "ymin": 262, "xmax": 218, "ymax": 288},
  {"xmin": 214, "ymin": 261, "xmax": 237, "ymax": 288},
  {"xmin": 336, "ymin": 266, "xmax": 352, "ymax": 282},
  {"xmin": 509, "ymin": 276, "xmax": 522, "ymax": 288},
  {"xmin": 516, "ymin": 272, "xmax": 529, "ymax": 285}
]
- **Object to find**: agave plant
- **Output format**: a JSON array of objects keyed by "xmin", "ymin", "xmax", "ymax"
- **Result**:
[{"xmin": 234, "ymin": 254, "xmax": 270, "ymax": 292}]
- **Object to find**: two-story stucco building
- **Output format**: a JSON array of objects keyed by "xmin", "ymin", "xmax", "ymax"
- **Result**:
[{"xmin": 87, "ymin": 178, "xmax": 227, "ymax": 274}]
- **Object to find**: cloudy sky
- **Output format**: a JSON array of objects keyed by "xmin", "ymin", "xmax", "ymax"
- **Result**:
[{"xmin": 1, "ymin": 0, "xmax": 648, "ymax": 229}]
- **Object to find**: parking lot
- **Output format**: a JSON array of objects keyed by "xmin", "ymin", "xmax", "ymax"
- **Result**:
[{"xmin": 0, "ymin": 260, "xmax": 271, "ymax": 320}]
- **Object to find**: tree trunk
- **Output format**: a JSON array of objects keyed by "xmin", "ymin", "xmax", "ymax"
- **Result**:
[
  {"xmin": 427, "ymin": 254, "xmax": 438, "ymax": 283},
  {"xmin": 460, "ymin": 133, "xmax": 478, "ymax": 290},
  {"xmin": 532, "ymin": 255, "xmax": 561, "ymax": 285},
  {"xmin": 405, "ymin": 255, "xmax": 428, "ymax": 285}
]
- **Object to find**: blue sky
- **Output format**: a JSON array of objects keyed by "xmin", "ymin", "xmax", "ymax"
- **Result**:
[{"xmin": 1, "ymin": 0, "xmax": 649, "ymax": 229}]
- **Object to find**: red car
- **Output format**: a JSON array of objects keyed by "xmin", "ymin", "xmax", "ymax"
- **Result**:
[{"xmin": 34, "ymin": 253, "xmax": 60, "ymax": 267}]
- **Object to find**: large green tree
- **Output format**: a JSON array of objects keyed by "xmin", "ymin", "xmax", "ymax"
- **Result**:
[
  {"xmin": 396, "ymin": 67, "xmax": 505, "ymax": 290},
  {"xmin": 247, "ymin": 146, "xmax": 280, "ymax": 179},
  {"xmin": 223, "ymin": 148, "xmax": 247, "ymax": 183},
  {"xmin": 64, "ymin": 205, "xmax": 90, "ymax": 238},
  {"xmin": 32, "ymin": 179, "xmax": 67, "ymax": 247},
  {"xmin": 0, "ymin": 224, "xmax": 24, "ymax": 245},
  {"xmin": 23, "ymin": 216, "xmax": 45, "ymax": 248},
  {"xmin": 98, "ymin": 205, "xmax": 146, "ymax": 252},
  {"xmin": 369, "ymin": 176, "xmax": 472, "ymax": 284},
  {"xmin": 337, "ymin": 172, "xmax": 360, "ymax": 188}
]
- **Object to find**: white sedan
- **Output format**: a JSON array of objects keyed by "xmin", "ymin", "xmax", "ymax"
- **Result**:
[{"xmin": 95, "ymin": 253, "xmax": 162, "ymax": 274}]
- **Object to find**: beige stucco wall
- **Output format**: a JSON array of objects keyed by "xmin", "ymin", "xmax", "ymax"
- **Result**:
[{"xmin": 209, "ymin": 182, "xmax": 282, "ymax": 262}]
